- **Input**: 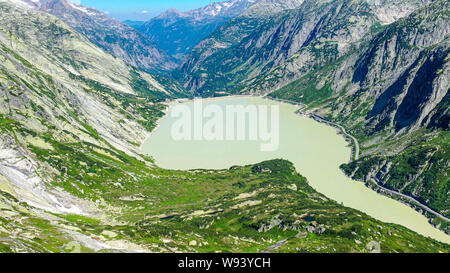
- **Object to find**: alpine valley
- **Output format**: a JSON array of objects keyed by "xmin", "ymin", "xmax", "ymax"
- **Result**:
[{"xmin": 0, "ymin": 0, "xmax": 448, "ymax": 253}]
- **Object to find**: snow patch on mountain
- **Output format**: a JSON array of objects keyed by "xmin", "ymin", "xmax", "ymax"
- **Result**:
[
  {"xmin": 157, "ymin": 0, "xmax": 258, "ymax": 20},
  {"xmin": 0, "ymin": 0, "xmax": 39, "ymax": 9},
  {"xmin": 66, "ymin": 0, "xmax": 100, "ymax": 16}
]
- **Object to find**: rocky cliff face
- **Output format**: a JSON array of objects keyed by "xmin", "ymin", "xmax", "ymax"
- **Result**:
[
  {"xmin": 177, "ymin": 0, "xmax": 431, "ymax": 96},
  {"xmin": 0, "ymin": 0, "xmax": 177, "ymax": 73},
  {"xmin": 334, "ymin": 1, "xmax": 449, "ymax": 224},
  {"xmin": 139, "ymin": 0, "xmax": 258, "ymax": 63},
  {"xmin": 241, "ymin": 0, "xmax": 305, "ymax": 17},
  {"xmin": 188, "ymin": 0, "xmax": 259, "ymax": 18},
  {"xmin": 350, "ymin": 7, "xmax": 449, "ymax": 134}
]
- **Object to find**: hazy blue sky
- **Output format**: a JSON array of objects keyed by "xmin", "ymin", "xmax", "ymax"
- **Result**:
[{"xmin": 80, "ymin": 0, "xmax": 218, "ymax": 21}]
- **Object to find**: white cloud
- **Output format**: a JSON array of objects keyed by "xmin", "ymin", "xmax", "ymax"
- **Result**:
[{"xmin": 136, "ymin": 10, "xmax": 149, "ymax": 15}]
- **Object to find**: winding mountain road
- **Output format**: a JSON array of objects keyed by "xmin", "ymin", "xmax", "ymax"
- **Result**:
[
  {"xmin": 262, "ymin": 96, "xmax": 360, "ymax": 161},
  {"xmin": 309, "ymin": 114, "xmax": 360, "ymax": 160},
  {"xmin": 371, "ymin": 177, "xmax": 450, "ymax": 222},
  {"xmin": 308, "ymin": 114, "xmax": 449, "ymax": 222}
]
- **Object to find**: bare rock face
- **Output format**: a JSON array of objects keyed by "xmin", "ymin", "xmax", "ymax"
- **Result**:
[
  {"xmin": 336, "ymin": 1, "xmax": 449, "ymax": 218},
  {"xmin": 241, "ymin": 0, "xmax": 306, "ymax": 17},
  {"xmin": 0, "ymin": 135, "xmax": 90, "ymax": 215},
  {"xmin": 176, "ymin": 0, "xmax": 431, "ymax": 96},
  {"xmin": 346, "ymin": 0, "xmax": 449, "ymax": 134}
]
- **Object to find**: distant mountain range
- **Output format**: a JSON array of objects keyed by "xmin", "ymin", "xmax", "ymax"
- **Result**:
[
  {"xmin": 138, "ymin": 0, "xmax": 259, "ymax": 62},
  {"xmin": 177, "ymin": 0, "xmax": 433, "ymax": 95},
  {"xmin": 123, "ymin": 20, "xmax": 146, "ymax": 29}
]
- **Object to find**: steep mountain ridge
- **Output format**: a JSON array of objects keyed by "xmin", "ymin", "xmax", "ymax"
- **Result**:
[
  {"xmin": 241, "ymin": 0, "xmax": 305, "ymax": 17},
  {"xmin": 177, "ymin": 0, "xmax": 432, "ymax": 95},
  {"xmin": 332, "ymin": 1, "xmax": 449, "ymax": 225},
  {"xmin": 187, "ymin": 0, "xmax": 259, "ymax": 19},
  {"xmin": 0, "ymin": 0, "xmax": 177, "ymax": 73}
]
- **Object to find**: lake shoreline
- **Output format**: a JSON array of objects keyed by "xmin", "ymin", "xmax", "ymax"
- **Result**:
[
  {"xmin": 140, "ymin": 95, "xmax": 450, "ymax": 243},
  {"xmin": 258, "ymin": 96, "xmax": 450, "ymax": 231}
]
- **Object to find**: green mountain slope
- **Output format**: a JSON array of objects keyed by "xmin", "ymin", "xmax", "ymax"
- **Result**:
[{"xmin": 0, "ymin": 1, "xmax": 448, "ymax": 252}]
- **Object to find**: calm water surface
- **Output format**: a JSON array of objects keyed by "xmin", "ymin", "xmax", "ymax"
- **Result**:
[{"xmin": 142, "ymin": 97, "xmax": 450, "ymax": 244}]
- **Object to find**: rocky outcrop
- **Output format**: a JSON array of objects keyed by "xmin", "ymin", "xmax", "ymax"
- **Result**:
[{"xmin": 0, "ymin": 134, "xmax": 90, "ymax": 214}]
